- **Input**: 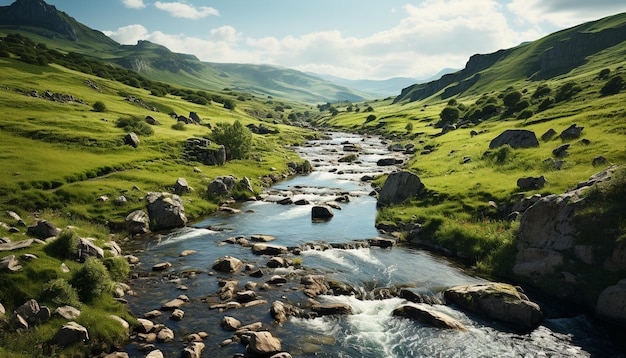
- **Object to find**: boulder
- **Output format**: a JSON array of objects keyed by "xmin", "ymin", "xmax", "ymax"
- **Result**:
[
  {"xmin": 250, "ymin": 234, "xmax": 277, "ymax": 242},
  {"xmin": 173, "ymin": 177, "xmax": 193, "ymax": 195},
  {"xmin": 552, "ymin": 144, "xmax": 570, "ymax": 158},
  {"xmin": 221, "ymin": 316, "xmax": 241, "ymax": 331},
  {"xmin": 313, "ymin": 303, "xmax": 353, "ymax": 316},
  {"xmin": 136, "ymin": 318, "xmax": 155, "ymax": 333},
  {"xmin": 252, "ymin": 244, "xmax": 288, "ymax": 256},
  {"xmin": 0, "ymin": 302, "xmax": 5, "ymax": 316},
  {"xmin": 125, "ymin": 210, "xmax": 150, "ymax": 235},
  {"xmin": 560, "ymin": 124, "xmax": 584, "ymax": 140},
  {"xmin": 146, "ymin": 350, "xmax": 164, "ymax": 358},
  {"xmin": 392, "ymin": 304, "xmax": 467, "ymax": 331},
  {"xmin": 156, "ymin": 327, "xmax": 175, "ymax": 342},
  {"xmin": 592, "ymin": 155, "xmax": 608, "ymax": 167},
  {"xmin": 212, "ymin": 256, "xmax": 243, "ymax": 273},
  {"xmin": 146, "ymin": 192, "xmax": 187, "ymax": 230},
  {"xmin": 169, "ymin": 309, "xmax": 184, "ymax": 321},
  {"xmin": 541, "ymin": 128, "xmax": 557, "ymax": 142},
  {"xmin": 77, "ymin": 238, "xmax": 104, "ymax": 262},
  {"xmin": 596, "ymin": 279, "xmax": 626, "ymax": 327},
  {"xmin": 301, "ymin": 275, "xmax": 328, "ymax": 298},
  {"xmin": 489, "ymin": 129, "xmax": 539, "ymax": 149},
  {"xmin": 189, "ymin": 112, "xmax": 201, "ymax": 124},
  {"xmin": 311, "ymin": 205, "xmax": 334, "ymax": 220},
  {"xmin": 376, "ymin": 158, "xmax": 400, "ymax": 166},
  {"xmin": 444, "ymin": 283, "xmax": 543, "ymax": 331},
  {"xmin": 378, "ymin": 171, "xmax": 425, "ymax": 206},
  {"xmin": 27, "ymin": 220, "xmax": 60, "ymax": 239},
  {"xmin": 0, "ymin": 239, "xmax": 34, "ymax": 252},
  {"xmin": 145, "ymin": 115, "xmax": 159, "ymax": 125},
  {"xmin": 183, "ymin": 138, "xmax": 226, "ymax": 166},
  {"xmin": 0, "ymin": 255, "xmax": 22, "ymax": 272},
  {"xmin": 247, "ymin": 331, "xmax": 282, "ymax": 356},
  {"xmin": 208, "ymin": 175, "xmax": 237, "ymax": 196},
  {"xmin": 516, "ymin": 176, "xmax": 547, "ymax": 191},
  {"xmin": 181, "ymin": 342, "xmax": 205, "ymax": 358},
  {"xmin": 53, "ymin": 321, "xmax": 89, "ymax": 346},
  {"xmin": 123, "ymin": 132, "xmax": 140, "ymax": 148}
]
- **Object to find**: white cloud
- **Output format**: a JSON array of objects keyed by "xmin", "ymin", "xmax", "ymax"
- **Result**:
[
  {"xmin": 103, "ymin": 24, "xmax": 149, "ymax": 45},
  {"xmin": 121, "ymin": 0, "xmax": 146, "ymax": 9},
  {"xmin": 508, "ymin": 0, "xmax": 626, "ymax": 27},
  {"xmin": 154, "ymin": 1, "xmax": 219, "ymax": 20},
  {"xmin": 107, "ymin": 0, "xmax": 591, "ymax": 80}
]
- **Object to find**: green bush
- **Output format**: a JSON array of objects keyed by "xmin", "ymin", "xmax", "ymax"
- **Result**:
[
  {"xmin": 93, "ymin": 101, "xmax": 107, "ymax": 112},
  {"xmin": 70, "ymin": 258, "xmax": 114, "ymax": 303},
  {"xmin": 502, "ymin": 90, "xmax": 522, "ymax": 108},
  {"xmin": 517, "ymin": 109, "xmax": 534, "ymax": 120},
  {"xmin": 115, "ymin": 116, "xmax": 154, "ymax": 136},
  {"xmin": 171, "ymin": 121, "xmax": 186, "ymax": 131},
  {"xmin": 102, "ymin": 257, "xmax": 130, "ymax": 282},
  {"xmin": 39, "ymin": 278, "xmax": 81, "ymax": 307},
  {"xmin": 600, "ymin": 76, "xmax": 624, "ymax": 96},
  {"xmin": 365, "ymin": 114, "xmax": 377, "ymax": 123},
  {"xmin": 44, "ymin": 230, "xmax": 78, "ymax": 259},
  {"xmin": 211, "ymin": 120, "xmax": 252, "ymax": 160},
  {"xmin": 439, "ymin": 106, "xmax": 460, "ymax": 124}
]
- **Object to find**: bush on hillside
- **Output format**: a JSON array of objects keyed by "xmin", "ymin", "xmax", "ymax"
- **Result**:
[
  {"xmin": 555, "ymin": 81, "xmax": 582, "ymax": 102},
  {"xmin": 103, "ymin": 257, "xmax": 130, "ymax": 282},
  {"xmin": 44, "ymin": 230, "xmax": 78, "ymax": 259},
  {"xmin": 116, "ymin": 116, "xmax": 154, "ymax": 136},
  {"xmin": 503, "ymin": 90, "xmax": 522, "ymax": 108},
  {"xmin": 439, "ymin": 106, "xmax": 460, "ymax": 125},
  {"xmin": 70, "ymin": 257, "xmax": 114, "ymax": 303},
  {"xmin": 532, "ymin": 84, "xmax": 551, "ymax": 99},
  {"xmin": 93, "ymin": 101, "xmax": 107, "ymax": 112},
  {"xmin": 39, "ymin": 278, "xmax": 81, "ymax": 307},
  {"xmin": 600, "ymin": 76, "xmax": 624, "ymax": 96},
  {"xmin": 211, "ymin": 120, "xmax": 252, "ymax": 160}
]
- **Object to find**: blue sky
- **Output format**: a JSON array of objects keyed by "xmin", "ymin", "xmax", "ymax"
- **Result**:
[{"xmin": 3, "ymin": 0, "xmax": 626, "ymax": 80}]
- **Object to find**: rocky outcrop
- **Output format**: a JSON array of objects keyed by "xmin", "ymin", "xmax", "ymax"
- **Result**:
[
  {"xmin": 173, "ymin": 177, "xmax": 193, "ymax": 195},
  {"xmin": 247, "ymin": 331, "xmax": 282, "ymax": 356},
  {"xmin": 123, "ymin": 132, "xmax": 140, "ymax": 148},
  {"xmin": 596, "ymin": 279, "xmax": 626, "ymax": 327},
  {"xmin": 377, "ymin": 170, "xmax": 425, "ymax": 206},
  {"xmin": 444, "ymin": 283, "xmax": 543, "ymax": 331},
  {"xmin": 146, "ymin": 192, "xmax": 187, "ymax": 230},
  {"xmin": 26, "ymin": 220, "xmax": 60, "ymax": 239},
  {"xmin": 489, "ymin": 130, "xmax": 539, "ymax": 149},
  {"xmin": 208, "ymin": 175, "xmax": 236, "ymax": 197},
  {"xmin": 517, "ymin": 176, "xmax": 547, "ymax": 191},
  {"xmin": 125, "ymin": 210, "xmax": 150, "ymax": 235},
  {"xmin": 311, "ymin": 205, "xmax": 334, "ymax": 220},
  {"xmin": 514, "ymin": 166, "xmax": 626, "ymax": 327},
  {"xmin": 183, "ymin": 138, "xmax": 225, "ymax": 166},
  {"xmin": 53, "ymin": 321, "xmax": 89, "ymax": 346}
]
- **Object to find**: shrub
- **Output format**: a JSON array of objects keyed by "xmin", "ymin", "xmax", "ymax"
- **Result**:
[
  {"xmin": 517, "ymin": 109, "xmax": 534, "ymax": 120},
  {"xmin": 39, "ymin": 278, "xmax": 81, "ymax": 307},
  {"xmin": 600, "ymin": 76, "xmax": 624, "ymax": 96},
  {"xmin": 503, "ymin": 91, "xmax": 522, "ymax": 108},
  {"xmin": 514, "ymin": 100, "xmax": 530, "ymax": 112},
  {"xmin": 103, "ymin": 257, "xmax": 130, "ymax": 282},
  {"xmin": 223, "ymin": 99, "xmax": 236, "ymax": 110},
  {"xmin": 171, "ymin": 122, "xmax": 186, "ymax": 131},
  {"xmin": 211, "ymin": 120, "xmax": 252, "ymax": 160},
  {"xmin": 598, "ymin": 68, "xmax": 611, "ymax": 80},
  {"xmin": 93, "ymin": 101, "xmax": 107, "ymax": 112},
  {"xmin": 44, "ymin": 230, "xmax": 78, "ymax": 259},
  {"xmin": 532, "ymin": 84, "xmax": 551, "ymax": 99},
  {"xmin": 365, "ymin": 114, "xmax": 377, "ymax": 123},
  {"xmin": 116, "ymin": 116, "xmax": 154, "ymax": 136},
  {"xmin": 555, "ymin": 81, "xmax": 582, "ymax": 102},
  {"xmin": 439, "ymin": 106, "xmax": 460, "ymax": 124},
  {"xmin": 538, "ymin": 97, "xmax": 555, "ymax": 112},
  {"xmin": 70, "ymin": 258, "xmax": 114, "ymax": 303}
]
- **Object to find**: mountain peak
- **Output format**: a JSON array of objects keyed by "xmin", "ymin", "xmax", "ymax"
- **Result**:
[{"xmin": 0, "ymin": 0, "xmax": 78, "ymax": 40}]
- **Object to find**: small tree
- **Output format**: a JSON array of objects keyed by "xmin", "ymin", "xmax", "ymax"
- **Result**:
[
  {"xmin": 223, "ymin": 99, "xmax": 236, "ymax": 110},
  {"xmin": 439, "ymin": 106, "xmax": 460, "ymax": 124},
  {"xmin": 211, "ymin": 120, "xmax": 252, "ymax": 160},
  {"xmin": 93, "ymin": 101, "xmax": 107, "ymax": 112},
  {"xmin": 503, "ymin": 91, "xmax": 522, "ymax": 108}
]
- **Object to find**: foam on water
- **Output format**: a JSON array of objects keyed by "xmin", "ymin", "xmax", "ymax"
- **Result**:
[{"xmin": 156, "ymin": 227, "xmax": 215, "ymax": 246}]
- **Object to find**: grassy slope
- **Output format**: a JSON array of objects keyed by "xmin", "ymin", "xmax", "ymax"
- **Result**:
[
  {"xmin": 318, "ymin": 30, "xmax": 626, "ymax": 276},
  {"xmin": 0, "ymin": 55, "xmax": 317, "ymax": 356}
]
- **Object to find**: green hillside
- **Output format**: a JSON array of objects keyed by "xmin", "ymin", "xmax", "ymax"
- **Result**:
[{"xmin": 0, "ymin": 0, "xmax": 369, "ymax": 104}]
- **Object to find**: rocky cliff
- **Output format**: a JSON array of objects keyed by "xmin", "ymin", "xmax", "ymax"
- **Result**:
[
  {"xmin": 0, "ymin": 0, "xmax": 78, "ymax": 40},
  {"xmin": 514, "ymin": 165, "xmax": 626, "ymax": 327}
]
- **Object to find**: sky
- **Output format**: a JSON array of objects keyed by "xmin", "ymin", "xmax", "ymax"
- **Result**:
[{"xmin": 4, "ymin": 0, "xmax": 626, "ymax": 80}]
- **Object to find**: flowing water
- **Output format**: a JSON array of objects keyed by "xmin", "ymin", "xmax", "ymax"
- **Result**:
[{"xmin": 123, "ymin": 133, "xmax": 624, "ymax": 357}]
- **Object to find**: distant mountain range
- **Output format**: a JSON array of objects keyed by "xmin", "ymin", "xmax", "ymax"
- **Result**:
[{"xmin": 312, "ymin": 68, "xmax": 457, "ymax": 98}]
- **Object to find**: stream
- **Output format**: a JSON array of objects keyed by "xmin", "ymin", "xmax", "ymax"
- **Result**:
[{"xmin": 123, "ymin": 132, "xmax": 624, "ymax": 357}]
